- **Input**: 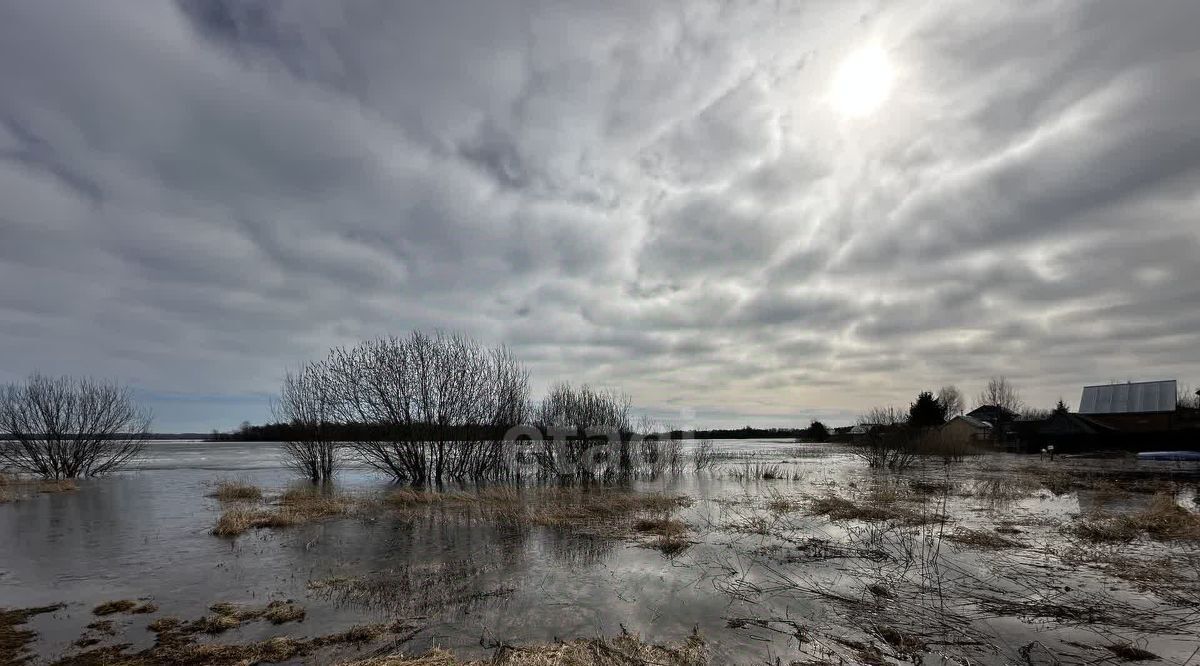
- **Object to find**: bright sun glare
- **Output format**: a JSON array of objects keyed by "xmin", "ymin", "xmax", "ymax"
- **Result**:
[{"xmin": 832, "ymin": 46, "xmax": 894, "ymax": 118}]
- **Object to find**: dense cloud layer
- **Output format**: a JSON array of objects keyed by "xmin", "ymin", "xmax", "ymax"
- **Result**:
[{"xmin": 2, "ymin": 1, "xmax": 1198, "ymax": 430}]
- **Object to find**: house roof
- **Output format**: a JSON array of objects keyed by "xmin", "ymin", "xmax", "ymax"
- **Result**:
[
  {"xmin": 1036, "ymin": 412, "xmax": 1118, "ymax": 436},
  {"xmin": 1079, "ymin": 380, "xmax": 1176, "ymax": 415},
  {"xmin": 966, "ymin": 405, "xmax": 1018, "ymax": 422},
  {"xmin": 945, "ymin": 414, "xmax": 992, "ymax": 431}
]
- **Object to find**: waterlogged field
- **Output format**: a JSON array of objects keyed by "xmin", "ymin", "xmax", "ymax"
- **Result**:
[{"xmin": 3, "ymin": 440, "xmax": 1200, "ymax": 665}]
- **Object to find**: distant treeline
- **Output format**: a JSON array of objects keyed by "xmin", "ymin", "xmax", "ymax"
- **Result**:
[
  {"xmin": 209, "ymin": 423, "xmax": 810, "ymax": 442},
  {"xmin": 687, "ymin": 426, "xmax": 805, "ymax": 440}
]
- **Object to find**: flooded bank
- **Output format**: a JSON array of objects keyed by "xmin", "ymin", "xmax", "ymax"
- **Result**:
[{"xmin": 3, "ymin": 440, "xmax": 1200, "ymax": 664}]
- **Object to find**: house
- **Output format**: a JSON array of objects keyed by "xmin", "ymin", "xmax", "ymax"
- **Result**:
[
  {"xmin": 941, "ymin": 415, "xmax": 993, "ymax": 445},
  {"xmin": 965, "ymin": 405, "xmax": 1018, "ymax": 426},
  {"xmin": 1078, "ymin": 380, "xmax": 1177, "ymax": 432},
  {"xmin": 1012, "ymin": 412, "xmax": 1119, "ymax": 454}
]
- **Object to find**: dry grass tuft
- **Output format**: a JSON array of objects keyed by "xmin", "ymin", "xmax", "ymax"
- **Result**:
[
  {"xmin": 1138, "ymin": 493, "xmax": 1200, "ymax": 541},
  {"xmin": 809, "ymin": 495, "xmax": 937, "ymax": 525},
  {"xmin": 211, "ymin": 487, "xmax": 352, "ymax": 537},
  {"xmin": 1069, "ymin": 493, "xmax": 1200, "ymax": 543},
  {"xmin": 262, "ymin": 600, "xmax": 306, "ymax": 625},
  {"xmin": 634, "ymin": 517, "xmax": 690, "ymax": 556},
  {"xmin": 968, "ymin": 477, "xmax": 1038, "ymax": 504},
  {"xmin": 765, "ymin": 489, "xmax": 800, "ymax": 514},
  {"xmin": 1104, "ymin": 642, "xmax": 1158, "ymax": 661},
  {"xmin": 147, "ymin": 617, "xmax": 182, "ymax": 633},
  {"xmin": 874, "ymin": 625, "xmax": 924, "ymax": 653},
  {"xmin": 57, "ymin": 609, "xmax": 416, "ymax": 666},
  {"xmin": 92, "ymin": 600, "xmax": 138, "ymax": 616},
  {"xmin": 0, "ymin": 474, "xmax": 77, "ymax": 503},
  {"xmin": 945, "ymin": 528, "xmax": 1025, "ymax": 549},
  {"xmin": 129, "ymin": 602, "xmax": 157, "ymax": 615},
  {"xmin": 207, "ymin": 480, "xmax": 263, "ymax": 502}
]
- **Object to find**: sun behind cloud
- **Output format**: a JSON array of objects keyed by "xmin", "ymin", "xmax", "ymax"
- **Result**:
[{"xmin": 831, "ymin": 45, "xmax": 895, "ymax": 118}]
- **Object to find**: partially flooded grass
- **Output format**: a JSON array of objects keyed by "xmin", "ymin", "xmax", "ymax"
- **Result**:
[
  {"xmin": 1, "ymin": 604, "xmax": 64, "ymax": 665},
  {"xmin": 945, "ymin": 527, "xmax": 1025, "ymax": 549},
  {"xmin": 384, "ymin": 486, "xmax": 692, "ymax": 542},
  {"xmin": 965, "ymin": 476, "xmax": 1039, "ymax": 504},
  {"xmin": 1068, "ymin": 493, "xmax": 1200, "ymax": 543},
  {"xmin": 307, "ymin": 559, "xmax": 512, "ymax": 617},
  {"xmin": 212, "ymin": 486, "xmax": 353, "ymax": 537},
  {"xmin": 88, "ymin": 600, "xmax": 156, "ymax": 617},
  {"xmin": 634, "ymin": 516, "xmax": 690, "ymax": 555},
  {"xmin": 206, "ymin": 479, "xmax": 263, "ymax": 502},
  {"xmin": 0, "ymin": 474, "xmax": 78, "ymax": 503},
  {"xmin": 211, "ymin": 483, "xmax": 692, "ymax": 543},
  {"xmin": 808, "ymin": 495, "xmax": 940, "ymax": 525},
  {"xmin": 53, "ymin": 607, "xmax": 417, "ymax": 666},
  {"xmin": 342, "ymin": 630, "xmax": 708, "ymax": 665}
]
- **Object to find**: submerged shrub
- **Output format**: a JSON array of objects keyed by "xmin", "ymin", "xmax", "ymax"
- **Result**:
[{"xmin": 0, "ymin": 374, "xmax": 150, "ymax": 479}]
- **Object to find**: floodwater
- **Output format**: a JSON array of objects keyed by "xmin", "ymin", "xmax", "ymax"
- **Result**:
[{"xmin": 3, "ymin": 440, "xmax": 1200, "ymax": 664}]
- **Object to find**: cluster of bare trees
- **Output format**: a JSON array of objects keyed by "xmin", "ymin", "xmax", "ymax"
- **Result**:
[
  {"xmin": 275, "ymin": 331, "xmax": 530, "ymax": 484},
  {"xmin": 0, "ymin": 374, "xmax": 150, "ymax": 479},
  {"xmin": 276, "ymin": 331, "xmax": 685, "ymax": 484},
  {"xmin": 530, "ymin": 382, "xmax": 633, "ymax": 478}
]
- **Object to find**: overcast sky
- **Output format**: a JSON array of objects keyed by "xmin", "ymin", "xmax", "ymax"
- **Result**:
[{"xmin": 2, "ymin": 1, "xmax": 1199, "ymax": 432}]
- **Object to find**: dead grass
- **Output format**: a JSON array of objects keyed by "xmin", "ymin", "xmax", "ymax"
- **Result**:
[
  {"xmin": 340, "ymin": 630, "xmax": 708, "ymax": 665},
  {"xmin": 0, "ymin": 475, "xmax": 78, "ymax": 503},
  {"xmin": 1104, "ymin": 642, "xmax": 1158, "ymax": 661},
  {"xmin": 211, "ymin": 487, "xmax": 352, "ymax": 537},
  {"xmin": 262, "ymin": 601, "xmax": 306, "ymax": 625},
  {"xmin": 945, "ymin": 528, "xmax": 1025, "ymax": 549},
  {"xmin": 92, "ymin": 600, "xmax": 138, "ymax": 616},
  {"xmin": 210, "ymin": 483, "xmax": 691, "ymax": 544},
  {"xmin": 54, "ymin": 611, "xmax": 417, "ymax": 666},
  {"xmin": 1, "ymin": 604, "xmax": 64, "ymax": 665},
  {"xmin": 1069, "ymin": 493, "xmax": 1200, "ymax": 543},
  {"xmin": 765, "ymin": 489, "xmax": 800, "ymax": 514},
  {"xmin": 206, "ymin": 480, "xmax": 263, "ymax": 502},
  {"xmin": 809, "ymin": 495, "xmax": 938, "ymax": 525},
  {"xmin": 634, "ymin": 517, "xmax": 690, "ymax": 555},
  {"xmin": 196, "ymin": 600, "xmax": 306, "ymax": 630},
  {"xmin": 967, "ymin": 476, "xmax": 1038, "ymax": 504}
]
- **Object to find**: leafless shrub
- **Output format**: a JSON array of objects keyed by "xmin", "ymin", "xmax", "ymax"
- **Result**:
[
  {"xmin": 849, "ymin": 429, "xmax": 919, "ymax": 470},
  {"xmin": 693, "ymin": 439, "xmax": 717, "ymax": 471},
  {"xmin": 0, "ymin": 374, "xmax": 150, "ymax": 479},
  {"xmin": 532, "ymin": 382, "xmax": 630, "ymax": 479},
  {"xmin": 275, "ymin": 362, "xmax": 341, "ymax": 482}
]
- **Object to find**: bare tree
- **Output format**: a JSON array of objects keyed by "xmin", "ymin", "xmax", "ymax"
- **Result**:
[
  {"xmin": 976, "ymin": 376, "xmax": 1023, "ymax": 414},
  {"xmin": 857, "ymin": 405, "xmax": 904, "ymax": 426},
  {"xmin": 1178, "ymin": 384, "xmax": 1198, "ymax": 410},
  {"xmin": 936, "ymin": 385, "xmax": 965, "ymax": 418},
  {"xmin": 0, "ymin": 374, "xmax": 150, "ymax": 479},
  {"xmin": 275, "ymin": 362, "xmax": 340, "ymax": 482},
  {"xmin": 321, "ymin": 331, "xmax": 530, "ymax": 485}
]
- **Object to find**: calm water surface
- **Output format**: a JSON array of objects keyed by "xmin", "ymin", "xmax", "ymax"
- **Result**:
[{"xmin": 3, "ymin": 439, "xmax": 1199, "ymax": 664}]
